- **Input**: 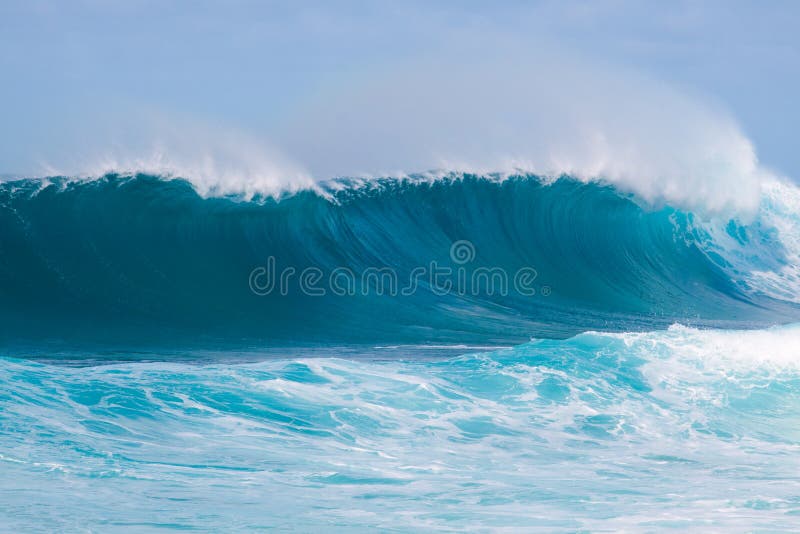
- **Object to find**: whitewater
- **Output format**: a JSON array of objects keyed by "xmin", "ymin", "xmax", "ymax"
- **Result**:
[
  {"xmin": 2, "ymin": 170, "xmax": 800, "ymax": 531},
  {"xmin": 3, "ymin": 325, "xmax": 800, "ymax": 530}
]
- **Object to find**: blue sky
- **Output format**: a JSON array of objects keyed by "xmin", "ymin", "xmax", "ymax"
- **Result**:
[{"xmin": 1, "ymin": 1, "xmax": 798, "ymax": 182}]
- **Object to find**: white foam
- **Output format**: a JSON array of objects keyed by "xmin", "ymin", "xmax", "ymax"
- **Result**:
[
  {"xmin": 613, "ymin": 323, "xmax": 800, "ymax": 369},
  {"xmin": 745, "ymin": 180, "xmax": 800, "ymax": 301},
  {"xmin": 693, "ymin": 177, "xmax": 800, "ymax": 302}
]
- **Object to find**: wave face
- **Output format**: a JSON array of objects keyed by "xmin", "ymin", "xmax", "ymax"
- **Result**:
[
  {"xmin": 1, "ymin": 173, "xmax": 799, "ymax": 351},
  {"xmin": 3, "ymin": 324, "xmax": 800, "ymax": 530}
]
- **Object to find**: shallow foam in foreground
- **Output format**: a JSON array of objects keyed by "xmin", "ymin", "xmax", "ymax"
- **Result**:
[{"xmin": 2, "ymin": 323, "xmax": 800, "ymax": 530}]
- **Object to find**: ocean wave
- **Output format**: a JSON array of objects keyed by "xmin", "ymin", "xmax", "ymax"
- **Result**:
[{"xmin": 0, "ymin": 173, "xmax": 798, "ymax": 352}]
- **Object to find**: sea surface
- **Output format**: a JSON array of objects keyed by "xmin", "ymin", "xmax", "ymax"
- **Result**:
[{"xmin": 2, "ymin": 173, "xmax": 800, "ymax": 531}]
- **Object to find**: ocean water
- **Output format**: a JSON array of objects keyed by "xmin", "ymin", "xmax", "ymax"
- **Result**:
[{"xmin": 2, "ymin": 173, "xmax": 800, "ymax": 531}]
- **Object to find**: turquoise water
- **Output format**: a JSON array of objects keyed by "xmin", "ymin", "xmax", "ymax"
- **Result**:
[
  {"xmin": 3, "ymin": 325, "xmax": 800, "ymax": 531},
  {"xmin": 3, "ymin": 174, "xmax": 800, "ymax": 530},
  {"xmin": 1, "ymin": 174, "xmax": 798, "ymax": 346}
]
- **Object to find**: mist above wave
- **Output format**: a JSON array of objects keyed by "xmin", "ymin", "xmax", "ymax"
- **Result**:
[
  {"xmin": 28, "ymin": 44, "xmax": 779, "ymax": 217},
  {"xmin": 284, "ymin": 46, "xmax": 771, "ymax": 217}
]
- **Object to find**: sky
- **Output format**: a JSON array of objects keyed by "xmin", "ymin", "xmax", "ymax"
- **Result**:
[{"xmin": 1, "ymin": 0, "xmax": 798, "ymax": 189}]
